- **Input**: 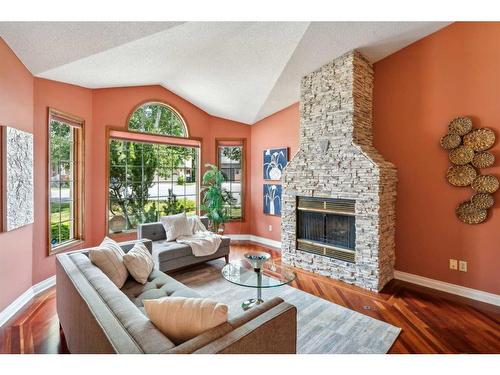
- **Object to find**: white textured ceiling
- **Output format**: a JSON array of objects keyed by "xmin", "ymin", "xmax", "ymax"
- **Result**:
[{"xmin": 0, "ymin": 22, "xmax": 449, "ymax": 124}]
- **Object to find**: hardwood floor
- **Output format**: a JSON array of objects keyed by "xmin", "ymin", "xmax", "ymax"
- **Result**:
[{"xmin": 1, "ymin": 241, "xmax": 498, "ymax": 354}]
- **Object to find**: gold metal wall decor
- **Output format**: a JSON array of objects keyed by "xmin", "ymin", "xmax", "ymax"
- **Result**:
[
  {"xmin": 471, "ymin": 175, "xmax": 499, "ymax": 194},
  {"xmin": 440, "ymin": 133, "xmax": 461, "ymax": 150},
  {"xmin": 472, "ymin": 152, "xmax": 495, "ymax": 168},
  {"xmin": 449, "ymin": 145, "xmax": 474, "ymax": 165},
  {"xmin": 471, "ymin": 193, "xmax": 495, "ymax": 210},
  {"xmin": 441, "ymin": 116, "xmax": 497, "ymax": 224},
  {"xmin": 446, "ymin": 165, "xmax": 477, "ymax": 187},
  {"xmin": 456, "ymin": 201, "xmax": 488, "ymax": 225}
]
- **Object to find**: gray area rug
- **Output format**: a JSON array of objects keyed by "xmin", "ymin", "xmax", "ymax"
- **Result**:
[{"xmin": 172, "ymin": 259, "xmax": 401, "ymax": 354}]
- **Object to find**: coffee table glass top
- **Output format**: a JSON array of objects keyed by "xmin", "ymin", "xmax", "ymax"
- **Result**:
[{"xmin": 221, "ymin": 259, "xmax": 296, "ymax": 288}]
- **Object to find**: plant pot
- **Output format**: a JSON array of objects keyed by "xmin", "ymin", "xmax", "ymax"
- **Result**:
[{"xmin": 217, "ymin": 223, "xmax": 225, "ymax": 235}]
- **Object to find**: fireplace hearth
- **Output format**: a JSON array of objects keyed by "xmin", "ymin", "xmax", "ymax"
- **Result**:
[{"xmin": 296, "ymin": 197, "xmax": 356, "ymax": 263}]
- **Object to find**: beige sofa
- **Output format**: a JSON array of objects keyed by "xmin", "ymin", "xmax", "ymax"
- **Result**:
[{"xmin": 56, "ymin": 239, "xmax": 297, "ymax": 354}]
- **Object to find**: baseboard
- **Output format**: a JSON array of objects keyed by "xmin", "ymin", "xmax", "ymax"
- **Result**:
[
  {"xmin": 226, "ymin": 234, "xmax": 282, "ymax": 249},
  {"xmin": 394, "ymin": 271, "xmax": 500, "ymax": 307},
  {"xmin": 0, "ymin": 275, "xmax": 56, "ymax": 327}
]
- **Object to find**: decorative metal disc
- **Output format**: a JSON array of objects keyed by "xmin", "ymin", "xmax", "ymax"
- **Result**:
[
  {"xmin": 446, "ymin": 165, "xmax": 477, "ymax": 187},
  {"xmin": 471, "ymin": 175, "xmax": 500, "ymax": 193},
  {"xmin": 449, "ymin": 145, "xmax": 474, "ymax": 165},
  {"xmin": 463, "ymin": 128, "xmax": 496, "ymax": 151},
  {"xmin": 440, "ymin": 133, "xmax": 461, "ymax": 150},
  {"xmin": 471, "ymin": 151, "xmax": 495, "ymax": 168},
  {"xmin": 471, "ymin": 193, "xmax": 495, "ymax": 209},
  {"xmin": 456, "ymin": 201, "xmax": 487, "ymax": 224},
  {"xmin": 448, "ymin": 117, "xmax": 473, "ymax": 136}
]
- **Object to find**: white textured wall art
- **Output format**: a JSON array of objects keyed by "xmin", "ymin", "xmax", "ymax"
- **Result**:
[{"xmin": 3, "ymin": 127, "xmax": 34, "ymax": 231}]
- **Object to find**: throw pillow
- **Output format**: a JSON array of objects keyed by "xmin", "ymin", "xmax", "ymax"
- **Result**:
[
  {"xmin": 160, "ymin": 212, "xmax": 192, "ymax": 241},
  {"xmin": 89, "ymin": 237, "xmax": 129, "ymax": 288},
  {"xmin": 144, "ymin": 296, "xmax": 228, "ymax": 344},
  {"xmin": 123, "ymin": 242, "xmax": 154, "ymax": 284}
]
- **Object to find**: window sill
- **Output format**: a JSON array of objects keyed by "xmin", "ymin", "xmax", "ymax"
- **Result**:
[
  {"xmin": 226, "ymin": 218, "xmax": 244, "ymax": 222},
  {"xmin": 49, "ymin": 239, "xmax": 85, "ymax": 255},
  {"xmin": 108, "ymin": 231, "xmax": 137, "ymax": 242}
]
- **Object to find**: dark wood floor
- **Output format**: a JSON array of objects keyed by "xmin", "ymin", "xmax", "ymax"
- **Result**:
[{"xmin": 1, "ymin": 242, "xmax": 499, "ymax": 354}]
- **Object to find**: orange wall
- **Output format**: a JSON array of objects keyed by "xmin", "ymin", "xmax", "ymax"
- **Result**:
[
  {"xmin": 373, "ymin": 22, "xmax": 500, "ymax": 294},
  {"xmin": 249, "ymin": 104, "xmax": 300, "ymax": 241},
  {"xmin": 32, "ymin": 78, "xmax": 93, "ymax": 284},
  {"xmin": 0, "ymin": 39, "xmax": 34, "ymax": 310}
]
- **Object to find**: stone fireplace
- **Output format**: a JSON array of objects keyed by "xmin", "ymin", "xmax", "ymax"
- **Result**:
[{"xmin": 281, "ymin": 50, "xmax": 397, "ymax": 292}]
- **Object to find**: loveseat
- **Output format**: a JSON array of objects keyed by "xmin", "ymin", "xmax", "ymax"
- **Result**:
[
  {"xmin": 137, "ymin": 216, "xmax": 230, "ymax": 272},
  {"xmin": 56, "ymin": 239, "xmax": 297, "ymax": 354}
]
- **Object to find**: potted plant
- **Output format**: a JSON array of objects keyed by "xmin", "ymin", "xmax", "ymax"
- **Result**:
[{"xmin": 201, "ymin": 164, "xmax": 235, "ymax": 233}]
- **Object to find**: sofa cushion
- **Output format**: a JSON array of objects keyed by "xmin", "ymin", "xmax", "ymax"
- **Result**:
[
  {"xmin": 69, "ymin": 253, "xmax": 176, "ymax": 353},
  {"xmin": 121, "ymin": 269, "xmax": 200, "ymax": 307},
  {"xmin": 153, "ymin": 240, "xmax": 192, "ymax": 262},
  {"xmin": 153, "ymin": 236, "xmax": 231, "ymax": 263}
]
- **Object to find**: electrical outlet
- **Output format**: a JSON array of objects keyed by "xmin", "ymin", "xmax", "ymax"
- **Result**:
[
  {"xmin": 449, "ymin": 259, "xmax": 458, "ymax": 270},
  {"xmin": 459, "ymin": 260, "xmax": 467, "ymax": 272},
  {"xmin": 268, "ymin": 225, "xmax": 273, "ymax": 232}
]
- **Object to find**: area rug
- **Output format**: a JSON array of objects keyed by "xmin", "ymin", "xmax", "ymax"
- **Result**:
[{"xmin": 172, "ymin": 259, "xmax": 401, "ymax": 354}]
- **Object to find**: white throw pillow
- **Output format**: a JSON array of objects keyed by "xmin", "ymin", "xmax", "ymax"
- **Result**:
[
  {"xmin": 89, "ymin": 237, "xmax": 129, "ymax": 288},
  {"xmin": 123, "ymin": 242, "xmax": 154, "ymax": 284},
  {"xmin": 144, "ymin": 296, "xmax": 228, "ymax": 344},
  {"xmin": 160, "ymin": 213, "xmax": 192, "ymax": 241}
]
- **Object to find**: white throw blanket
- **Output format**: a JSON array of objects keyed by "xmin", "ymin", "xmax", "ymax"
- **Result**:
[{"xmin": 176, "ymin": 217, "xmax": 222, "ymax": 257}]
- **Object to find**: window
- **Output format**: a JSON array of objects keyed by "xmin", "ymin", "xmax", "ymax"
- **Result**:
[
  {"xmin": 107, "ymin": 102, "xmax": 199, "ymax": 234},
  {"xmin": 108, "ymin": 141, "xmax": 198, "ymax": 233},
  {"xmin": 48, "ymin": 109, "xmax": 84, "ymax": 252},
  {"xmin": 128, "ymin": 102, "xmax": 187, "ymax": 137},
  {"xmin": 217, "ymin": 140, "xmax": 244, "ymax": 220}
]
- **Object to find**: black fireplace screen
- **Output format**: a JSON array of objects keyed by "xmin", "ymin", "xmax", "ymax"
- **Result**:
[{"xmin": 297, "ymin": 210, "xmax": 355, "ymax": 250}]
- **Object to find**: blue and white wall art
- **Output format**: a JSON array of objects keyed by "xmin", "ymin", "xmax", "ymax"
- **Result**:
[
  {"xmin": 263, "ymin": 184, "xmax": 282, "ymax": 216},
  {"xmin": 263, "ymin": 147, "xmax": 288, "ymax": 180}
]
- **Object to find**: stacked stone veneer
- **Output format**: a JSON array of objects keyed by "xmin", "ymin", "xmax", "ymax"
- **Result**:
[{"xmin": 281, "ymin": 50, "xmax": 397, "ymax": 291}]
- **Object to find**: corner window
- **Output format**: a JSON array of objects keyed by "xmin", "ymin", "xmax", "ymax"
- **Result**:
[
  {"xmin": 217, "ymin": 140, "xmax": 244, "ymax": 220},
  {"xmin": 48, "ymin": 109, "xmax": 84, "ymax": 252}
]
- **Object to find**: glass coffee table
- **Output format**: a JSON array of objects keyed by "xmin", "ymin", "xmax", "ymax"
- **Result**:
[{"xmin": 221, "ymin": 257, "xmax": 296, "ymax": 310}]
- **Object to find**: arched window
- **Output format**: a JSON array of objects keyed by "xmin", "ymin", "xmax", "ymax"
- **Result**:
[
  {"xmin": 128, "ymin": 102, "xmax": 188, "ymax": 137},
  {"xmin": 107, "ymin": 102, "xmax": 199, "ymax": 234}
]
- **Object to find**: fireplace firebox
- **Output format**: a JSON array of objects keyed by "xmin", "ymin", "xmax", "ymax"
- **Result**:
[{"xmin": 296, "ymin": 197, "xmax": 356, "ymax": 263}]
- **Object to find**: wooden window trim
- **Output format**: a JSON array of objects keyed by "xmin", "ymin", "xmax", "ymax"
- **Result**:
[
  {"xmin": 48, "ymin": 108, "xmax": 85, "ymax": 255},
  {"xmin": 216, "ymin": 138, "xmax": 246, "ymax": 222}
]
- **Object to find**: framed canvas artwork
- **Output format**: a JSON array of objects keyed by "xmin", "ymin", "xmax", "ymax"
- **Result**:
[
  {"xmin": 1, "ymin": 126, "xmax": 34, "ymax": 231},
  {"xmin": 263, "ymin": 184, "xmax": 282, "ymax": 216},
  {"xmin": 263, "ymin": 147, "xmax": 288, "ymax": 180}
]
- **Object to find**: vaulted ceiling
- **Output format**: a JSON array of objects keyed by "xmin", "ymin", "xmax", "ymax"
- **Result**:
[{"xmin": 0, "ymin": 22, "xmax": 449, "ymax": 124}]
